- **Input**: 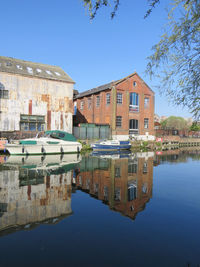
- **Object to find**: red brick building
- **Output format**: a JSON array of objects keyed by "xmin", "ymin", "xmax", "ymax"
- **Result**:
[
  {"xmin": 74, "ymin": 72, "xmax": 155, "ymax": 140},
  {"xmin": 73, "ymin": 154, "xmax": 153, "ymax": 220}
]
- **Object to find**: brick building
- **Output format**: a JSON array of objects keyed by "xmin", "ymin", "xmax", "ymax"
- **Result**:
[
  {"xmin": 74, "ymin": 72, "xmax": 155, "ymax": 140},
  {"xmin": 0, "ymin": 56, "xmax": 75, "ymax": 139},
  {"xmin": 73, "ymin": 153, "xmax": 153, "ymax": 220}
]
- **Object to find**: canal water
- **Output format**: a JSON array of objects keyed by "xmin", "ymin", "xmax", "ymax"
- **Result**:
[{"xmin": 0, "ymin": 150, "xmax": 199, "ymax": 267}]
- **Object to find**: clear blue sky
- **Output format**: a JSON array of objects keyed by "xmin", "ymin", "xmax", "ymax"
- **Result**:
[{"xmin": 1, "ymin": 0, "xmax": 192, "ymax": 118}]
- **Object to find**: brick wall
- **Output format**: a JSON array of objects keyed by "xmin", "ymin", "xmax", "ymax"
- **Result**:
[{"xmin": 74, "ymin": 73, "xmax": 155, "ymax": 137}]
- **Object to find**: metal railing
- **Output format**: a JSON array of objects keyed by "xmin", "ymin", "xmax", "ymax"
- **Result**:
[{"xmin": 129, "ymin": 105, "xmax": 139, "ymax": 112}]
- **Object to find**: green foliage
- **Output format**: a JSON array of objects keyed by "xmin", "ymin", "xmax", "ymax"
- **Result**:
[
  {"xmin": 82, "ymin": 0, "xmax": 119, "ymax": 19},
  {"xmin": 142, "ymin": 141, "xmax": 149, "ymax": 147},
  {"xmin": 190, "ymin": 122, "xmax": 200, "ymax": 131},
  {"xmin": 146, "ymin": 0, "xmax": 200, "ymax": 119},
  {"xmin": 82, "ymin": 0, "xmax": 200, "ymax": 118},
  {"xmin": 161, "ymin": 116, "xmax": 189, "ymax": 130},
  {"xmin": 160, "ymin": 119, "xmax": 167, "ymax": 128},
  {"xmin": 156, "ymin": 142, "xmax": 162, "ymax": 146}
]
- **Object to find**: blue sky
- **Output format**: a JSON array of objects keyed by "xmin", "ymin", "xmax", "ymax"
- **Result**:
[{"xmin": 1, "ymin": 0, "xmax": 192, "ymax": 118}]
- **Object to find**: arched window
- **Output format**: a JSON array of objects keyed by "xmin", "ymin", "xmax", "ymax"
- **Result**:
[
  {"xmin": 0, "ymin": 82, "xmax": 8, "ymax": 99},
  {"xmin": 129, "ymin": 92, "xmax": 139, "ymax": 112},
  {"xmin": 129, "ymin": 119, "xmax": 139, "ymax": 134}
]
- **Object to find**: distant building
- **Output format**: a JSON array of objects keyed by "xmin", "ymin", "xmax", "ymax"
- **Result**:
[
  {"xmin": 0, "ymin": 56, "xmax": 75, "ymax": 139},
  {"xmin": 74, "ymin": 72, "xmax": 155, "ymax": 140},
  {"xmin": 154, "ymin": 114, "xmax": 160, "ymax": 122}
]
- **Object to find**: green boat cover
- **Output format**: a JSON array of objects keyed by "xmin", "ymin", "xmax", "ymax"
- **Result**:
[
  {"xmin": 45, "ymin": 130, "xmax": 77, "ymax": 142},
  {"xmin": 20, "ymin": 140, "xmax": 37, "ymax": 145}
]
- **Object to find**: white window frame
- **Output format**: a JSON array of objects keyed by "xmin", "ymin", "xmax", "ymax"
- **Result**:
[
  {"xmin": 116, "ymin": 116, "xmax": 122, "ymax": 128},
  {"xmin": 106, "ymin": 93, "xmax": 110, "ymax": 105},
  {"xmin": 80, "ymin": 100, "xmax": 84, "ymax": 110},
  {"xmin": 96, "ymin": 95, "xmax": 100, "ymax": 107},
  {"xmin": 117, "ymin": 93, "xmax": 123, "ymax": 104},
  {"xmin": 144, "ymin": 118, "xmax": 149, "ymax": 129}
]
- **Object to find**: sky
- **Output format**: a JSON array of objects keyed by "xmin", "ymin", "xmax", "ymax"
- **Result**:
[{"xmin": 1, "ymin": 0, "xmax": 192, "ymax": 118}]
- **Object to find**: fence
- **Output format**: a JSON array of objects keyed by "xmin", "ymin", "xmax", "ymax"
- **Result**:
[{"xmin": 73, "ymin": 125, "xmax": 111, "ymax": 140}]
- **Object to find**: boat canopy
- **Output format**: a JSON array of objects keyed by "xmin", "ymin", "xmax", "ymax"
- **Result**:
[{"xmin": 45, "ymin": 130, "xmax": 77, "ymax": 142}]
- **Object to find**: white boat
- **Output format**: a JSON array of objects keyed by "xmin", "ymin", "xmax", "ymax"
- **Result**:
[
  {"xmin": 91, "ymin": 139, "xmax": 131, "ymax": 152},
  {"xmin": 4, "ymin": 153, "xmax": 81, "ymax": 168},
  {"xmin": 5, "ymin": 130, "xmax": 82, "ymax": 156}
]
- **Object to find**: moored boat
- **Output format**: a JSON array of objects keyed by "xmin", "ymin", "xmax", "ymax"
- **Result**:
[
  {"xmin": 5, "ymin": 130, "xmax": 82, "ymax": 156},
  {"xmin": 91, "ymin": 139, "xmax": 131, "ymax": 152}
]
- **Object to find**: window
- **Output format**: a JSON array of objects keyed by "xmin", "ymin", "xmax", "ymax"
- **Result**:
[
  {"xmin": 96, "ymin": 95, "xmax": 100, "ymax": 107},
  {"xmin": 116, "ymin": 116, "xmax": 122, "ymax": 127},
  {"xmin": 128, "ymin": 180, "xmax": 137, "ymax": 201},
  {"xmin": 128, "ymin": 159, "xmax": 138, "ymax": 174},
  {"xmin": 114, "ymin": 188, "xmax": 121, "ymax": 201},
  {"xmin": 80, "ymin": 100, "xmax": 84, "ymax": 110},
  {"xmin": 20, "ymin": 115, "xmax": 45, "ymax": 131},
  {"xmin": 129, "ymin": 119, "xmax": 139, "ymax": 134},
  {"xmin": 88, "ymin": 98, "xmax": 92, "ymax": 109},
  {"xmin": 94, "ymin": 183, "xmax": 99, "ymax": 195},
  {"xmin": 143, "ymin": 162, "xmax": 148, "ymax": 173},
  {"xmin": 115, "ymin": 167, "xmax": 121, "ymax": 177},
  {"xmin": 129, "ymin": 92, "xmax": 139, "ymax": 112},
  {"xmin": 142, "ymin": 183, "xmax": 148, "ymax": 194},
  {"xmin": 117, "ymin": 93, "xmax": 123, "ymax": 104},
  {"xmin": 104, "ymin": 186, "xmax": 109, "ymax": 201},
  {"xmin": 106, "ymin": 93, "xmax": 110, "ymax": 105},
  {"xmin": 0, "ymin": 82, "xmax": 8, "ymax": 99},
  {"xmin": 86, "ymin": 179, "xmax": 90, "ymax": 190},
  {"xmin": 144, "ymin": 118, "xmax": 149, "ymax": 129},
  {"xmin": 144, "ymin": 97, "xmax": 149, "ymax": 108},
  {"xmin": 133, "ymin": 81, "xmax": 137, "ymax": 87}
]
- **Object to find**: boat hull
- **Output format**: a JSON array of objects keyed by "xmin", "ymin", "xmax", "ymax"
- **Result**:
[
  {"xmin": 92, "ymin": 141, "xmax": 131, "ymax": 151},
  {"xmin": 6, "ymin": 143, "xmax": 82, "ymax": 155}
]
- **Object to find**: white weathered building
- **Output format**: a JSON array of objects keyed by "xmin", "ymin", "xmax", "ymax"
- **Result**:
[{"xmin": 0, "ymin": 56, "xmax": 75, "ymax": 139}]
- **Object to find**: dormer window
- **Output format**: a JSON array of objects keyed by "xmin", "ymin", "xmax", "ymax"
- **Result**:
[
  {"xmin": 6, "ymin": 62, "xmax": 12, "ymax": 67},
  {"xmin": 0, "ymin": 82, "xmax": 8, "ymax": 99}
]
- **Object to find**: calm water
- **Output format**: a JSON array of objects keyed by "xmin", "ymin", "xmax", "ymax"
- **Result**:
[{"xmin": 0, "ymin": 150, "xmax": 199, "ymax": 267}]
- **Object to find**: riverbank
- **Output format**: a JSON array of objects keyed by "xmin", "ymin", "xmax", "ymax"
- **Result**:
[{"xmin": 80, "ymin": 136, "xmax": 200, "ymax": 153}]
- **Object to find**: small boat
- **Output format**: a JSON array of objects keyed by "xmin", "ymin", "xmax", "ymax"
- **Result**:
[
  {"xmin": 5, "ymin": 130, "xmax": 82, "ymax": 156},
  {"xmin": 91, "ymin": 150, "xmax": 132, "ymax": 159},
  {"xmin": 91, "ymin": 139, "xmax": 131, "ymax": 152}
]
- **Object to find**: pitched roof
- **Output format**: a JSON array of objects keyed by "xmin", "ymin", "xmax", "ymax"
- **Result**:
[
  {"xmin": 74, "ymin": 81, "xmax": 115, "ymax": 99},
  {"xmin": 74, "ymin": 72, "xmax": 154, "ymax": 99},
  {"xmin": 0, "ymin": 56, "xmax": 75, "ymax": 83}
]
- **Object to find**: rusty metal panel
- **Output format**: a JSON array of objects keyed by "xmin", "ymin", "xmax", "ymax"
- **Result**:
[{"xmin": 0, "ymin": 72, "xmax": 74, "ymax": 133}]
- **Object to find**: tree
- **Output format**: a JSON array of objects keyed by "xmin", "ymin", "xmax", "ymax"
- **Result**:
[
  {"xmin": 146, "ymin": 0, "xmax": 200, "ymax": 119},
  {"xmin": 190, "ymin": 122, "xmax": 200, "ymax": 131},
  {"xmin": 82, "ymin": 0, "xmax": 120, "ymax": 19},
  {"xmin": 161, "ymin": 116, "xmax": 190, "ymax": 130},
  {"xmin": 82, "ymin": 0, "xmax": 160, "ymax": 19},
  {"xmin": 82, "ymin": 0, "xmax": 200, "ymax": 119}
]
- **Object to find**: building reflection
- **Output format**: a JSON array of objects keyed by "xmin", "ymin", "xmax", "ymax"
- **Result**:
[
  {"xmin": 73, "ymin": 152, "xmax": 154, "ymax": 220},
  {"xmin": 0, "ymin": 151, "xmax": 154, "ymax": 236},
  {"xmin": 0, "ymin": 154, "xmax": 79, "ymax": 235}
]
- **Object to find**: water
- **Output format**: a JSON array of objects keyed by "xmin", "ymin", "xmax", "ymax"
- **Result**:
[{"xmin": 0, "ymin": 150, "xmax": 199, "ymax": 267}]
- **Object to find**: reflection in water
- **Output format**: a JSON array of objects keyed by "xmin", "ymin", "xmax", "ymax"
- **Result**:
[
  {"xmin": 0, "ymin": 149, "xmax": 200, "ymax": 266},
  {"xmin": 0, "ymin": 152, "xmax": 154, "ymax": 236},
  {"xmin": 0, "ymin": 154, "xmax": 81, "ymax": 235},
  {"xmin": 73, "ymin": 152, "xmax": 154, "ymax": 220},
  {"xmin": 0, "ymin": 149, "xmax": 199, "ymax": 235}
]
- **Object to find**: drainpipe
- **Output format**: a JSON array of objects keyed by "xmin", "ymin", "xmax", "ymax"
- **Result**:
[
  {"xmin": 92, "ymin": 95, "xmax": 94, "ymax": 123},
  {"xmin": 111, "ymin": 85, "xmax": 117, "ymax": 136}
]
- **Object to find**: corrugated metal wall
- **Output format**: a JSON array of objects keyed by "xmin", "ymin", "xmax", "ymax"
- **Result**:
[{"xmin": 73, "ymin": 125, "xmax": 111, "ymax": 140}]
